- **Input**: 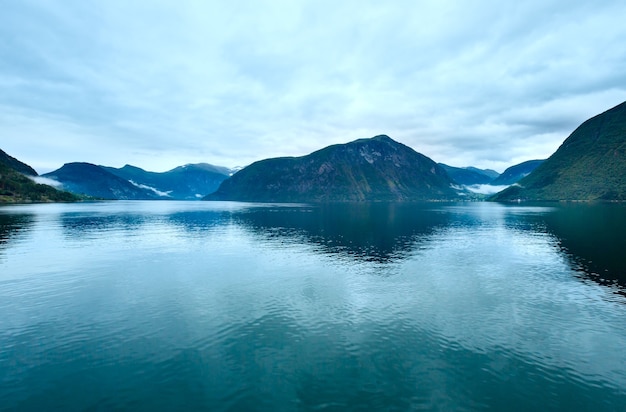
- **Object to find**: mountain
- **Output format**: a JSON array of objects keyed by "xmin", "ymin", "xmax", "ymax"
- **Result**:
[
  {"xmin": 438, "ymin": 164, "xmax": 498, "ymax": 185},
  {"xmin": 43, "ymin": 163, "xmax": 161, "ymax": 200},
  {"xmin": 465, "ymin": 166, "xmax": 500, "ymax": 180},
  {"xmin": 491, "ymin": 101, "xmax": 626, "ymax": 201},
  {"xmin": 489, "ymin": 160, "xmax": 544, "ymax": 186},
  {"xmin": 205, "ymin": 135, "xmax": 462, "ymax": 202},
  {"xmin": 0, "ymin": 149, "xmax": 79, "ymax": 203},
  {"xmin": 102, "ymin": 163, "xmax": 230, "ymax": 200},
  {"xmin": 0, "ymin": 149, "xmax": 38, "ymax": 176}
]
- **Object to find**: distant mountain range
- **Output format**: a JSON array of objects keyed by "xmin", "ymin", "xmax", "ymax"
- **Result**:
[
  {"xmin": 489, "ymin": 160, "xmax": 544, "ymax": 186},
  {"xmin": 102, "ymin": 163, "xmax": 231, "ymax": 200},
  {"xmin": 205, "ymin": 135, "xmax": 463, "ymax": 202},
  {"xmin": 492, "ymin": 101, "xmax": 626, "ymax": 201},
  {"xmin": 43, "ymin": 163, "xmax": 161, "ymax": 200},
  {"xmin": 42, "ymin": 163, "xmax": 232, "ymax": 200},
  {"xmin": 438, "ymin": 164, "xmax": 499, "ymax": 185},
  {"xmin": 3, "ymin": 100, "xmax": 624, "ymax": 203},
  {"xmin": 0, "ymin": 149, "xmax": 79, "ymax": 203}
]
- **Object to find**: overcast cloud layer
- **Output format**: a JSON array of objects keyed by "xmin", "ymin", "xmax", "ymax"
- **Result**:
[{"xmin": 2, "ymin": 0, "xmax": 625, "ymax": 173}]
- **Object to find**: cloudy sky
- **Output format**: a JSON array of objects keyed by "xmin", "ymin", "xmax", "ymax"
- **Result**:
[{"xmin": 2, "ymin": 0, "xmax": 625, "ymax": 174}]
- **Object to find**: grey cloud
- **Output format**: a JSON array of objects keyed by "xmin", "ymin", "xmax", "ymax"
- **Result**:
[{"xmin": 1, "ymin": 0, "xmax": 625, "ymax": 173}]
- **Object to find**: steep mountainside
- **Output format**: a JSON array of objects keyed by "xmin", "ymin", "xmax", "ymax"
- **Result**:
[
  {"xmin": 0, "ymin": 149, "xmax": 38, "ymax": 176},
  {"xmin": 492, "ymin": 101, "xmax": 626, "ymax": 201},
  {"xmin": 103, "ymin": 163, "xmax": 230, "ymax": 199},
  {"xmin": 0, "ymin": 149, "xmax": 79, "ymax": 203},
  {"xmin": 43, "ymin": 163, "xmax": 161, "ymax": 200},
  {"xmin": 489, "ymin": 160, "xmax": 544, "ymax": 186},
  {"xmin": 438, "ymin": 164, "xmax": 498, "ymax": 185},
  {"xmin": 205, "ymin": 135, "xmax": 462, "ymax": 202}
]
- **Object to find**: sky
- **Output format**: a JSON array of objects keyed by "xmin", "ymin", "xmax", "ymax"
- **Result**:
[{"xmin": 1, "ymin": 0, "xmax": 625, "ymax": 174}]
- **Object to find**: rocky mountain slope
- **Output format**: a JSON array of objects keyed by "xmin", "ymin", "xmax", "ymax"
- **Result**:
[{"xmin": 205, "ymin": 135, "xmax": 462, "ymax": 202}]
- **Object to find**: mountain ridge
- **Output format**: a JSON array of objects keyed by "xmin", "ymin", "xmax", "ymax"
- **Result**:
[
  {"xmin": 205, "ymin": 135, "xmax": 463, "ymax": 202},
  {"xmin": 438, "ymin": 164, "xmax": 498, "ymax": 186},
  {"xmin": 489, "ymin": 159, "xmax": 544, "ymax": 186},
  {"xmin": 102, "ymin": 163, "xmax": 230, "ymax": 199},
  {"xmin": 43, "ymin": 163, "xmax": 160, "ymax": 200},
  {"xmin": 491, "ymin": 101, "xmax": 626, "ymax": 201}
]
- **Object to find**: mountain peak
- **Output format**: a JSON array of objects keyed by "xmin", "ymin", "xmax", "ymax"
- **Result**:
[
  {"xmin": 205, "ymin": 135, "xmax": 460, "ymax": 202},
  {"xmin": 0, "ymin": 149, "xmax": 38, "ymax": 176},
  {"xmin": 353, "ymin": 134, "xmax": 395, "ymax": 145}
]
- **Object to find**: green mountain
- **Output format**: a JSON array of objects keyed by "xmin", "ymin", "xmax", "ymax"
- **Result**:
[
  {"xmin": 205, "ymin": 135, "xmax": 462, "ymax": 202},
  {"xmin": 102, "ymin": 163, "xmax": 230, "ymax": 200},
  {"xmin": 492, "ymin": 101, "xmax": 626, "ymax": 201},
  {"xmin": 438, "ymin": 164, "xmax": 498, "ymax": 185},
  {"xmin": 0, "ymin": 149, "xmax": 38, "ymax": 176},
  {"xmin": 489, "ymin": 160, "xmax": 544, "ymax": 186},
  {"xmin": 0, "ymin": 149, "xmax": 79, "ymax": 203}
]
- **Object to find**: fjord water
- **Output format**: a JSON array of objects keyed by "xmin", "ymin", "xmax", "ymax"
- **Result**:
[{"xmin": 1, "ymin": 201, "xmax": 625, "ymax": 411}]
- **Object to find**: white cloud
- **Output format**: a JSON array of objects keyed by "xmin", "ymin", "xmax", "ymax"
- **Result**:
[
  {"xmin": 29, "ymin": 176, "xmax": 62, "ymax": 187},
  {"xmin": 128, "ymin": 180, "xmax": 171, "ymax": 198},
  {"xmin": 1, "ymin": 0, "xmax": 625, "ymax": 173},
  {"xmin": 465, "ymin": 185, "xmax": 510, "ymax": 195}
]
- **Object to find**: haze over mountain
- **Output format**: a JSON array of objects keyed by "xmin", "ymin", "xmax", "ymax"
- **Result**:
[
  {"xmin": 43, "ymin": 163, "xmax": 231, "ymax": 200},
  {"xmin": 492, "ymin": 101, "xmax": 626, "ymax": 201},
  {"xmin": 0, "ymin": 149, "xmax": 78, "ymax": 203},
  {"xmin": 102, "ymin": 163, "xmax": 231, "ymax": 199},
  {"xmin": 489, "ymin": 160, "xmax": 544, "ymax": 186},
  {"xmin": 438, "ymin": 164, "xmax": 499, "ymax": 186},
  {"xmin": 205, "ymin": 135, "xmax": 463, "ymax": 202},
  {"xmin": 43, "ymin": 163, "xmax": 161, "ymax": 200}
]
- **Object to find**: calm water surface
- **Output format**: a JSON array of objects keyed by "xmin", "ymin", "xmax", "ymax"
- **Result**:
[{"xmin": 0, "ymin": 201, "xmax": 625, "ymax": 411}]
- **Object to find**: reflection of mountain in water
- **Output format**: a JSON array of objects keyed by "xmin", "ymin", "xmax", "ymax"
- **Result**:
[
  {"xmin": 540, "ymin": 204, "xmax": 626, "ymax": 289},
  {"xmin": 59, "ymin": 210, "xmax": 233, "ymax": 240},
  {"xmin": 165, "ymin": 211, "xmax": 232, "ymax": 232},
  {"xmin": 0, "ymin": 213, "xmax": 35, "ymax": 261},
  {"xmin": 60, "ymin": 213, "xmax": 149, "ymax": 238},
  {"xmin": 232, "ymin": 203, "xmax": 451, "ymax": 262},
  {"xmin": 40, "ymin": 202, "xmax": 626, "ymax": 292}
]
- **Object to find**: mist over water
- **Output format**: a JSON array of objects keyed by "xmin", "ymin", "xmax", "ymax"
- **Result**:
[{"xmin": 1, "ymin": 201, "xmax": 625, "ymax": 411}]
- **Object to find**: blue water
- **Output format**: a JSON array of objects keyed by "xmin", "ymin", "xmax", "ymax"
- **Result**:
[{"xmin": 0, "ymin": 201, "xmax": 625, "ymax": 411}]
